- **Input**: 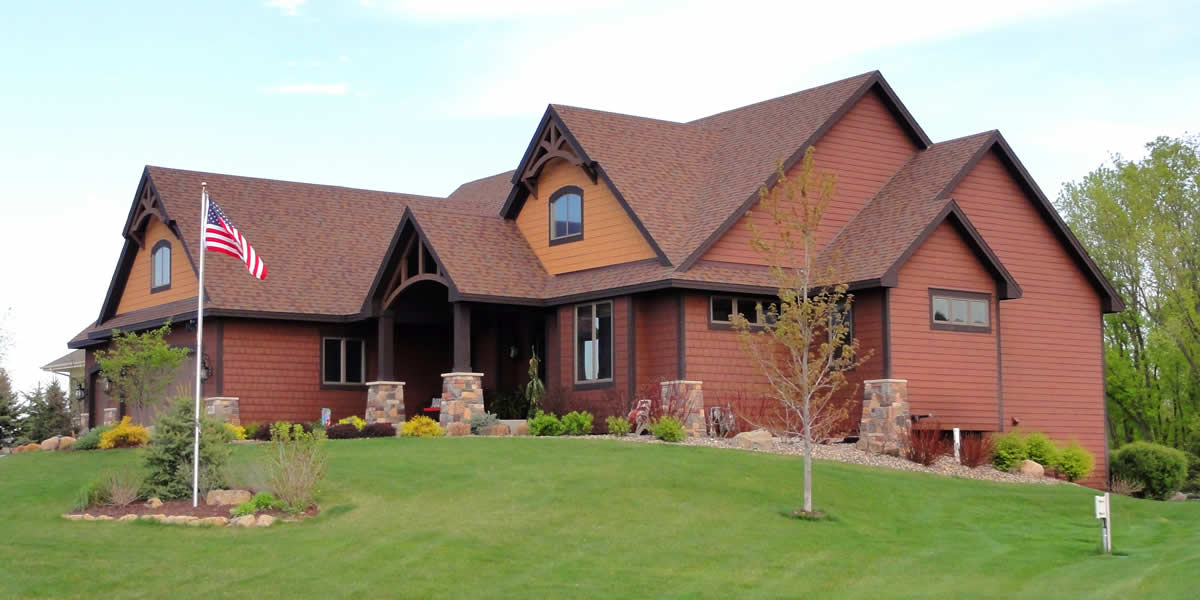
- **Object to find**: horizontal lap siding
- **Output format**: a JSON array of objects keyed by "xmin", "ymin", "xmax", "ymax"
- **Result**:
[
  {"xmin": 891, "ymin": 221, "xmax": 999, "ymax": 431},
  {"xmin": 702, "ymin": 89, "xmax": 918, "ymax": 265},
  {"xmin": 552, "ymin": 297, "xmax": 631, "ymax": 420},
  {"xmin": 953, "ymin": 150, "xmax": 1106, "ymax": 487},
  {"xmin": 516, "ymin": 158, "xmax": 656, "ymax": 274},
  {"xmin": 221, "ymin": 320, "xmax": 374, "ymax": 425},
  {"xmin": 634, "ymin": 292, "xmax": 678, "ymax": 394},
  {"xmin": 115, "ymin": 218, "xmax": 198, "ymax": 315}
]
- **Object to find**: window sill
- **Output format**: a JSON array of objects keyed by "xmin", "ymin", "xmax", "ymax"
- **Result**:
[
  {"xmin": 320, "ymin": 382, "xmax": 368, "ymax": 391},
  {"xmin": 573, "ymin": 379, "xmax": 614, "ymax": 391},
  {"xmin": 930, "ymin": 322, "xmax": 991, "ymax": 334},
  {"xmin": 549, "ymin": 234, "xmax": 583, "ymax": 247},
  {"xmin": 150, "ymin": 284, "xmax": 171, "ymax": 294}
]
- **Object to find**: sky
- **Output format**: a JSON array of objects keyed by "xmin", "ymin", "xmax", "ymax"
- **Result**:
[{"xmin": 0, "ymin": 0, "xmax": 1196, "ymax": 394}]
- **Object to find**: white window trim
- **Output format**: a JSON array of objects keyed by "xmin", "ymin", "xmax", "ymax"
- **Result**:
[
  {"xmin": 574, "ymin": 300, "xmax": 614, "ymax": 384},
  {"xmin": 322, "ymin": 337, "xmax": 366, "ymax": 384}
]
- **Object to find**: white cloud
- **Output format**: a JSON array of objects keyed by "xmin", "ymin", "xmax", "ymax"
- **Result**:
[
  {"xmin": 266, "ymin": 0, "xmax": 305, "ymax": 16},
  {"xmin": 270, "ymin": 83, "xmax": 348, "ymax": 95},
  {"xmin": 339, "ymin": 55, "xmax": 352, "ymax": 63}
]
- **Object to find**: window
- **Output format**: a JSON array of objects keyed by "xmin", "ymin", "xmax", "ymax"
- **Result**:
[
  {"xmin": 151, "ymin": 241, "xmax": 171, "ymax": 292},
  {"xmin": 322, "ymin": 337, "xmax": 365, "ymax": 384},
  {"xmin": 930, "ymin": 290, "xmax": 990, "ymax": 332},
  {"xmin": 549, "ymin": 186, "xmax": 583, "ymax": 244},
  {"xmin": 710, "ymin": 296, "xmax": 772, "ymax": 327},
  {"xmin": 575, "ymin": 301, "xmax": 612, "ymax": 383}
]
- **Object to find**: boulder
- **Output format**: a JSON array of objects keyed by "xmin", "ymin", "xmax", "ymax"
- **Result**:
[
  {"xmin": 1, "ymin": 447, "xmax": 10, "ymax": 455},
  {"xmin": 205, "ymin": 489, "xmax": 252, "ymax": 506},
  {"xmin": 58, "ymin": 437, "xmax": 75, "ymax": 450},
  {"xmin": 164, "ymin": 516, "xmax": 197, "ymax": 525},
  {"xmin": 231, "ymin": 515, "xmax": 257, "ymax": 527},
  {"xmin": 82, "ymin": 514, "xmax": 96, "ymax": 521},
  {"xmin": 145, "ymin": 514, "xmax": 168, "ymax": 522},
  {"xmin": 199, "ymin": 516, "xmax": 229, "ymax": 527},
  {"xmin": 40, "ymin": 437, "xmax": 61, "ymax": 451},
  {"xmin": 734, "ymin": 429, "xmax": 775, "ymax": 451},
  {"xmin": 118, "ymin": 514, "xmax": 138, "ymax": 522},
  {"xmin": 62, "ymin": 514, "xmax": 84, "ymax": 521},
  {"xmin": 1169, "ymin": 491, "xmax": 1188, "ymax": 502},
  {"xmin": 255, "ymin": 514, "xmax": 276, "ymax": 527},
  {"xmin": 146, "ymin": 497, "xmax": 163, "ymax": 509},
  {"xmin": 1017, "ymin": 459, "xmax": 1045, "ymax": 477},
  {"xmin": 95, "ymin": 515, "xmax": 114, "ymax": 521}
]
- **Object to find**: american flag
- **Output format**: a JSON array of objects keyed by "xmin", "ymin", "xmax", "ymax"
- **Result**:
[{"xmin": 204, "ymin": 196, "xmax": 267, "ymax": 280}]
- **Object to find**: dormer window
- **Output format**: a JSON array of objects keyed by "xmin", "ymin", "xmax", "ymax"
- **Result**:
[
  {"xmin": 549, "ymin": 186, "xmax": 583, "ymax": 245},
  {"xmin": 151, "ymin": 240, "xmax": 171, "ymax": 292}
]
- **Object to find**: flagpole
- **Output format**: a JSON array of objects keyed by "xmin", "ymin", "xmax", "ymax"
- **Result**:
[{"xmin": 193, "ymin": 184, "xmax": 208, "ymax": 508}]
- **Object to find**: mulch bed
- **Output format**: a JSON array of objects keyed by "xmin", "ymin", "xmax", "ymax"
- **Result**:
[{"xmin": 70, "ymin": 499, "xmax": 319, "ymax": 520}]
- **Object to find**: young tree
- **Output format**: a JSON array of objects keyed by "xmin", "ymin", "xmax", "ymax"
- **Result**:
[
  {"xmin": 96, "ymin": 323, "xmax": 189, "ymax": 410},
  {"xmin": 21, "ymin": 381, "xmax": 73, "ymax": 442},
  {"xmin": 734, "ymin": 149, "xmax": 870, "ymax": 515},
  {"xmin": 0, "ymin": 368, "xmax": 23, "ymax": 445}
]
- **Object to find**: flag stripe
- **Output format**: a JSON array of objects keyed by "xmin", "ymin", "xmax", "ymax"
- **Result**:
[{"xmin": 202, "ymin": 197, "xmax": 267, "ymax": 280}]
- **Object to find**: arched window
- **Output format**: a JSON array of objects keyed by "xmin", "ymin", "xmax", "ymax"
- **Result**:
[
  {"xmin": 549, "ymin": 186, "xmax": 583, "ymax": 244},
  {"xmin": 151, "ymin": 240, "xmax": 171, "ymax": 292}
]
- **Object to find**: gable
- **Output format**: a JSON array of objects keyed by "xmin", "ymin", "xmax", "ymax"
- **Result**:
[
  {"xmin": 113, "ymin": 216, "xmax": 199, "ymax": 315},
  {"xmin": 699, "ymin": 87, "xmax": 921, "ymax": 266},
  {"xmin": 514, "ymin": 158, "xmax": 657, "ymax": 275}
]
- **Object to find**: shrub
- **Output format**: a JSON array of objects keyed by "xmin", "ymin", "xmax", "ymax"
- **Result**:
[
  {"xmin": 468, "ymin": 412, "xmax": 500, "ymax": 435},
  {"xmin": 959, "ymin": 432, "xmax": 994, "ymax": 468},
  {"xmin": 143, "ymin": 395, "xmax": 232, "ymax": 500},
  {"xmin": 263, "ymin": 423, "xmax": 328, "ymax": 513},
  {"xmin": 606, "ymin": 415, "xmax": 631, "ymax": 436},
  {"xmin": 325, "ymin": 423, "xmax": 362, "ymax": 439},
  {"xmin": 561, "ymin": 411, "xmax": 594, "ymax": 436},
  {"xmin": 1052, "ymin": 441, "xmax": 1094, "ymax": 482},
  {"xmin": 231, "ymin": 491, "xmax": 283, "ymax": 517},
  {"xmin": 905, "ymin": 424, "xmax": 949, "ymax": 466},
  {"xmin": 337, "ymin": 415, "xmax": 366, "ymax": 431},
  {"xmin": 649, "ymin": 416, "xmax": 685, "ymax": 443},
  {"xmin": 991, "ymin": 432, "xmax": 1028, "ymax": 472},
  {"xmin": 1111, "ymin": 441, "xmax": 1188, "ymax": 500},
  {"xmin": 361, "ymin": 423, "xmax": 397, "ymax": 438},
  {"xmin": 401, "ymin": 416, "xmax": 445, "ymax": 438},
  {"xmin": 99, "ymin": 417, "xmax": 150, "ymax": 449},
  {"xmin": 1183, "ymin": 453, "xmax": 1200, "ymax": 494},
  {"xmin": 106, "ymin": 468, "xmax": 145, "ymax": 507},
  {"xmin": 1110, "ymin": 474, "xmax": 1145, "ymax": 496},
  {"xmin": 242, "ymin": 423, "xmax": 260, "ymax": 440},
  {"xmin": 72, "ymin": 479, "xmax": 110, "ymax": 511},
  {"xmin": 528, "ymin": 411, "xmax": 565, "ymax": 437},
  {"xmin": 73, "ymin": 424, "xmax": 114, "ymax": 451},
  {"xmin": 1024, "ymin": 433, "xmax": 1058, "ymax": 467},
  {"xmin": 224, "ymin": 423, "xmax": 247, "ymax": 441},
  {"xmin": 446, "ymin": 422, "xmax": 471, "ymax": 436}
]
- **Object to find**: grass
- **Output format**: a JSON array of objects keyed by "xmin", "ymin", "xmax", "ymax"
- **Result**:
[{"xmin": 1, "ymin": 438, "xmax": 1197, "ymax": 599}]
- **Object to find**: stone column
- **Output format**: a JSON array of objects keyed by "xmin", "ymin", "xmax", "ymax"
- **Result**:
[
  {"xmin": 366, "ymin": 381, "xmax": 406, "ymax": 427},
  {"xmin": 856, "ymin": 379, "xmax": 910, "ymax": 456},
  {"xmin": 102, "ymin": 407, "xmax": 118, "ymax": 425},
  {"xmin": 79, "ymin": 413, "xmax": 90, "ymax": 433},
  {"xmin": 660, "ymin": 380, "xmax": 706, "ymax": 437},
  {"xmin": 439, "ymin": 372, "xmax": 485, "ymax": 426},
  {"xmin": 205, "ymin": 397, "xmax": 241, "ymax": 425}
]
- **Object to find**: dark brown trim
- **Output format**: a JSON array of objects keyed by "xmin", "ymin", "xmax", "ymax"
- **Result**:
[
  {"xmin": 572, "ymin": 380, "xmax": 615, "ymax": 392},
  {"xmin": 996, "ymin": 298, "xmax": 1004, "ymax": 432},
  {"xmin": 149, "ymin": 239, "xmax": 172, "ymax": 294},
  {"xmin": 363, "ymin": 207, "xmax": 462, "ymax": 316},
  {"xmin": 928, "ymin": 288, "xmax": 993, "ymax": 334},
  {"xmin": 377, "ymin": 312, "xmax": 395, "ymax": 381},
  {"xmin": 626, "ymin": 296, "xmax": 636, "ymax": 405},
  {"xmin": 214, "ymin": 320, "xmax": 224, "ymax": 396},
  {"xmin": 547, "ymin": 185, "xmax": 584, "ymax": 246},
  {"xmin": 706, "ymin": 294, "xmax": 774, "ymax": 330},
  {"xmin": 676, "ymin": 293, "xmax": 686, "ymax": 380},
  {"xmin": 881, "ymin": 200, "xmax": 1022, "ymax": 300},
  {"xmin": 318, "ymin": 335, "xmax": 367, "ymax": 386},
  {"xmin": 451, "ymin": 302, "xmax": 472, "ymax": 372},
  {"xmin": 678, "ymin": 73, "xmax": 931, "ymax": 271},
  {"xmin": 571, "ymin": 299, "xmax": 615, "ymax": 387},
  {"xmin": 1101, "ymin": 314, "xmax": 1110, "ymax": 487},
  {"xmin": 881, "ymin": 287, "xmax": 891, "ymax": 379}
]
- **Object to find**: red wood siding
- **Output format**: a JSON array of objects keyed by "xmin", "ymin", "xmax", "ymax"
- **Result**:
[
  {"xmin": 221, "ymin": 319, "xmax": 375, "ymax": 425},
  {"xmin": 634, "ymin": 292, "xmax": 678, "ymax": 393},
  {"xmin": 953, "ymin": 149, "xmax": 1107, "ymax": 486},
  {"xmin": 889, "ymin": 221, "xmax": 999, "ymax": 431},
  {"xmin": 550, "ymin": 296, "xmax": 632, "ymax": 420},
  {"xmin": 702, "ymin": 88, "xmax": 919, "ymax": 265}
]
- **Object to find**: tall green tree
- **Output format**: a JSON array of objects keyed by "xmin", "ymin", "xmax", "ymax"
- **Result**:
[
  {"xmin": 96, "ymin": 323, "xmax": 189, "ymax": 410},
  {"xmin": 1059, "ymin": 135, "xmax": 1200, "ymax": 449},
  {"xmin": 21, "ymin": 381, "xmax": 73, "ymax": 442},
  {"xmin": 0, "ymin": 368, "xmax": 22, "ymax": 445}
]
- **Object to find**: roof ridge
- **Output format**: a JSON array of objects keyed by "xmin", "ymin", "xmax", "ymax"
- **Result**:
[
  {"xmin": 930, "ymin": 129, "xmax": 999, "ymax": 147},
  {"xmin": 687, "ymin": 71, "xmax": 878, "ymax": 125},
  {"xmin": 145, "ymin": 165, "xmax": 444, "ymax": 200},
  {"xmin": 549, "ymin": 103, "xmax": 688, "ymax": 127}
]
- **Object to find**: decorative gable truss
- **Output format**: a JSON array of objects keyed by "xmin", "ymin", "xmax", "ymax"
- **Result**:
[
  {"xmin": 126, "ymin": 174, "xmax": 172, "ymax": 248},
  {"xmin": 518, "ymin": 115, "xmax": 597, "ymax": 201},
  {"xmin": 366, "ymin": 209, "xmax": 456, "ymax": 314}
]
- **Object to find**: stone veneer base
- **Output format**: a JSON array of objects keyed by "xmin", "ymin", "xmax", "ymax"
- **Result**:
[
  {"xmin": 438, "ymin": 372, "xmax": 485, "ymax": 427},
  {"xmin": 856, "ymin": 379, "xmax": 910, "ymax": 456},
  {"xmin": 366, "ymin": 381, "xmax": 406, "ymax": 428}
]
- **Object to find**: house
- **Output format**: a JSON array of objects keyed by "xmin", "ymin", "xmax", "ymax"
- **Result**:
[{"xmin": 68, "ymin": 71, "xmax": 1122, "ymax": 485}]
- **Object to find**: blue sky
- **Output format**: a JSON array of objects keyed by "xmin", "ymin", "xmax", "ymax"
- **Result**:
[{"xmin": 1, "ymin": 0, "xmax": 1196, "ymax": 393}]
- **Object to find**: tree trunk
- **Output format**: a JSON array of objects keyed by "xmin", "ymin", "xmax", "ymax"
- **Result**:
[{"xmin": 803, "ymin": 421, "xmax": 813, "ymax": 513}]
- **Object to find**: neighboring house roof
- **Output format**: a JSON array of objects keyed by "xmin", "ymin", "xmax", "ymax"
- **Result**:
[
  {"xmin": 41, "ymin": 349, "xmax": 85, "ymax": 374},
  {"xmin": 72, "ymin": 70, "xmax": 1124, "ymax": 348}
]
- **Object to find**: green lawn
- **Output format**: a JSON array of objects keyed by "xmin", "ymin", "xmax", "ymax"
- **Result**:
[{"xmin": 0, "ymin": 438, "xmax": 1197, "ymax": 599}]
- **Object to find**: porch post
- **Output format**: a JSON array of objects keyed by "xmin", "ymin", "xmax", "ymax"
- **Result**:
[
  {"xmin": 452, "ymin": 301, "xmax": 471, "ymax": 372},
  {"xmin": 377, "ymin": 312, "xmax": 395, "ymax": 381}
]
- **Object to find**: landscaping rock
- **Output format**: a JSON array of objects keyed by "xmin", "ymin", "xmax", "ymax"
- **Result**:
[
  {"xmin": 146, "ymin": 497, "xmax": 163, "ymax": 509},
  {"xmin": 1017, "ymin": 460, "xmax": 1045, "ymax": 477},
  {"xmin": 484, "ymin": 423, "xmax": 511, "ymax": 436},
  {"xmin": 82, "ymin": 514, "xmax": 96, "ymax": 521},
  {"xmin": 205, "ymin": 489, "xmax": 252, "ymax": 506},
  {"xmin": 1169, "ymin": 491, "xmax": 1188, "ymax": 502},
  {"xmin": 734, "ymin": 429, "xmax": 775, "ymax": 450},
  {"xmin": 1, "ymin": 447, "xmax": 10, "ymax": 455},
  {"xmin": 95, "ymin": 515, "xmax": 114, "ymax": 521},
  {"xmin": 514, "ymin": 423, "xmax": 530, "ymax": 436},
  {"xmin": 255, "ymin": 514, "xmax": 276, "ymax": 527},
  {"xmin": 164, "ymin": 516, "xmax": 197, "ymax": 525},
  {"xmin": 62, "ymin": 514, "xmax": 84, "ymax": 521},
  {"xmin": 118, "ymin": 514, "xmax": 138, "ymax": 522},
  {"xmin": 20, "ymin": 443, "xmax": 40, "ymax": 453},
  {"xmin": 447, "ymin": 422, "xmax": 471, "ymax": 436},
  {"xmin": 40, "ymin": 437, "xmax": 61, "ymax": 451},
  {"xmin": 232, "ymin": 515, "xmax": 257, "ymax": 527},
  {"xmin": 58, "ymin": 436, "xmax": 75, "ymax": 450}
]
